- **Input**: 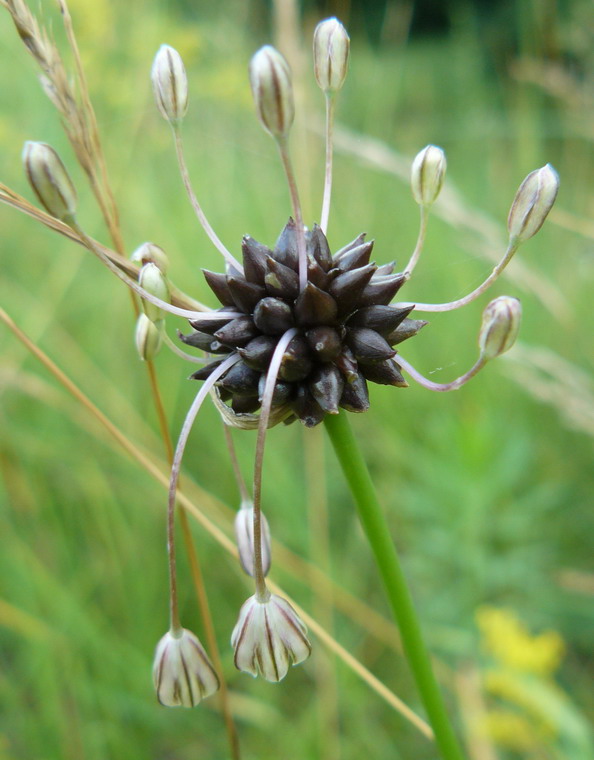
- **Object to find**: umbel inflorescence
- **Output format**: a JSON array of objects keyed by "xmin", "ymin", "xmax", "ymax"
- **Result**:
[
  {"xmin": 8, "ymin": 8, "xmax": 559, "ymax": 711},
  {"xmin": 184, "ymin": 219, "xmax": 421, "ymax": 426}
]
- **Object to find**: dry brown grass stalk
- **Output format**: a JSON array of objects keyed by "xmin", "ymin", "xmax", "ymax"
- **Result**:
[{"xmin": 0, "ymin": 181, "xmax": 206, "ymax": 312}]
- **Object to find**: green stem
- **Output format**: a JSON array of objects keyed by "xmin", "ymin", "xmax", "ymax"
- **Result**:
[{"xmin": 324, "ymin": 411, "xmax": 466, "ymax": 760}]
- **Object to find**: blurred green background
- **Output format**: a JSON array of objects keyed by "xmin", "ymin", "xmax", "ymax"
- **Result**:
[{"xmin": 1, "ymin": 0, "xmax": 593, "ymax": 758}]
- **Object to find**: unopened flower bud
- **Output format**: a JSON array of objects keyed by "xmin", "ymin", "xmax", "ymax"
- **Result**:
[
  {"xmin": 313, "ymin": 17, "xmax": 350, "ymax": 95},
  {"xmin": 478, "ymin": 296, "xmax": 522, "ymax": 360},
  {"xmin": 131, "ymin": 242, "xmax": 169, "ymax": 273},
  {"xmin": 249, "ymin": 46, "xmax": 294, "ymax": 140},
  {"xmin": 231, "ymin": 592, "xmax": 311, "ymax": 682},
  {"xmin": 234, "ymin": 500, "xmax": 271, "ymax": 578},
  {"xmin": 22, "ymin": 141, "xmax": 77, "ymax": 221},
  {"xmin": 153, "ymin": 628, "xmax": 219, "ymax": 707},
  {"xmin": 507, "ymin": 164, "xmax": 559, "ymax": 243},
  {"xmin": 138, "ymin": 262, "xmax": 170, "ymax": 322},
  {"xmin": 135, "ymin": 314, "xmax": 163, "ymax": 361},
  {"xmin": 411, "ymin": 145, "xmax": 447, "ymax": 207},
  {"xmin": 151, "ymin": 45, "xmax": 188, "ymax": 124}
]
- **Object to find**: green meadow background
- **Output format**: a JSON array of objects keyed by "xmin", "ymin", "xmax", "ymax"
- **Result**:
[{"xmin": 0, "ymin": 0, "xmax": 593, "ymax": 758}]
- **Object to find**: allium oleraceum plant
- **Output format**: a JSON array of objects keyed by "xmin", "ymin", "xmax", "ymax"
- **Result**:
[{"xmin": 2, "ymin": 6, "xmax": 559, "ymax": 760}]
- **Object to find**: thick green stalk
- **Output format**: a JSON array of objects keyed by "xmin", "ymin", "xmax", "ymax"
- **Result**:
[{"xmin": 324, "ymin": 411, "xmax": 466, "ymax": 760}]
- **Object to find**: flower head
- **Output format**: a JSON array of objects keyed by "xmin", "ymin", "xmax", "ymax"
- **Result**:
[
  {"xmin": 231, "ymin": 592, "xmax": 311, "ymax": 682},
  {"xmin": 183, "ymin": 220, "xmax": 424, "ymax": 426},
  {"xmin": 152, "ymin": 628, "xmax": 219, "ymax": 707}
]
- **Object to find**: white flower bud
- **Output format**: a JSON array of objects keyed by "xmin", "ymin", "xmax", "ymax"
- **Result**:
[
  {"xmin": 249, "ymin": 46, "xmax": 294, "ymax": 140},
  {"xmin": 151, "ymin": 45, "xmax": 188, "ymax": 124},
  {"xmin": 130, "ymin": 242, "xmax": 169, "ymax": 273},
  {"xmin": 411, "ymin": 145, "xmax": 447, "ymax": 207},
  {"xmin": 135, "ymin": 314, "xmax": 163, "ymax": 361},
  {"xmin": 234, "ymin": 501, "xmax": 271, "ymax": 578},
  {"xmin": 153, "ymin": 628, "xmax": 219, "ymax": 707},
  {"xmin": 22, "ymin": 141, "xmax": 77, "ymax": 221},
  {"xmin": 313, "ymin": 17, "xmax": 350, "ymax": 95},
  {"xmin": 478, "ymin": 296, "xmax": 522, "ymax": 360},
  {"xmin": 231, "ymin": 593, "xmax": 311, "ymax": 682},
  {"xmin": 138, "ymin": 262, "xmax": 170, "ymax": 322},
  {"xmin": 507, "ymin": 164, "xmax": 559, "ymax": 243}
]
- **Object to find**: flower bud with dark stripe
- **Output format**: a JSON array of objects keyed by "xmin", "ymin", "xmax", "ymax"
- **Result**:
[
  {"xmin": 249, "ymin": 46, "xmax": 294, "ymax": 140},
  {"xmin": 22, "ymin": 141, "xmax": 77, "ymax": 221},
  {"xmin": 313, "ymin": 18, "xmax": 350, "ymax": 95},
  {"xmin": 153, "ymin": 628, "xmax": 219, "ymax": 707},
  {"xmin": 135, "ymin": 314, "xmax": 163, "ymax": 361},
  {"xmin": 507, "ymin": 164, "xmax": 559, "ymax": 243},
  {"xmin": 234, "ymin": 500, "xmax": 272, "ymax": 578},
  {"xmin": 231, "ymin": 593, "xmax": 311, "ymax": 682},
  {"xmin": 411, "ymin": 145, "xmax": 446, "ymax": 207},
  {"xmin": 151, "ymin": 45, "xmax": 188, "ymax": 125},
  {"xmin": 138, "ymin": 262, "xmax": 170, "ymax": 322},
  {"xmin": 478, "ymin": 296, "xmax": 521, "ymax": 360}
]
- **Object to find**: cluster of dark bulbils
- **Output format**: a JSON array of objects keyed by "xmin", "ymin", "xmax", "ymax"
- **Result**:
[{"xmin": 181, "ymin": 218, "xmax": 427, "ymax": 427}]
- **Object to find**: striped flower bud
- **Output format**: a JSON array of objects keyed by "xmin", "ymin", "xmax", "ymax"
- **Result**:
[
  {"xmin": 151, "ymin": 45, "xmax": 188, "ymax": 124},
  {"xmin": 313, "ymin": 18, "xmax": 350, "ymax": 95},
  {"xmin": 478, "ymin": 296, "xmax": 522, "ymax": 359},
  {"xmin": 507, "ymin": 164, "xmax": 559, "ymax": 243},
  {"xmin": 130, "ymin": 242, "xmax": 169, "ymax": 273},
  {"xmin": 411, "ymin": 145, "xmax": 447, "ymax": 207},
  {"xmin": 153, "ymin": 628, "xmax": 219, "ymax": 707},
  {"xmin": 234, "ymin": 500, "xmax": 272, "ymax": 578},
  {"xmin": 138, "ymin": 262, "xmax": 170, "ymax": 322},
  {"xmin": 249, "ymin": 46, "xmax": 294, "ymax": 140},
  {"xmin": 135, "ymin": 314, "xmax": 163, "ymax": 361},
  {"xmin": 22, "ymin": 141, "xmax": 77, "ymax": 221},
  {"xmin": 231, "ymin": 593, "xmax": 311, "ymax": 682}
]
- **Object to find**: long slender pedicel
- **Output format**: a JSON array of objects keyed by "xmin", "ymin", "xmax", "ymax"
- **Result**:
[
  {"xmin": 172, "ymin": 128, "xmax": 243, "ymax": 273},
  {"xmin": 313, "ymin": 18, "xmax": 350, "ymax": 234},
  {"xmin": 166, "ymin": 354, "xmax": 239, "ymax": 631},
  {"xmin": 248, "ymin": 46, "xmax": 307, "ymax": 291},
  {"xmin": 396, "ymin": 354, "xmax": 487, "ymax": 392},
  {"xmin": 396, "ymin": 239, "xmax": 520, "ymax": 312},
  {"xmin": 251, "ymin": 328, "xmax": 298, "ymax": 599},
  {"xmin": 404, "ymin": 146, "xmax": 445, "ymax": 277},
  {"xmin": 71, "ymin": 218, "xmax": 242, "ymax": 320}
]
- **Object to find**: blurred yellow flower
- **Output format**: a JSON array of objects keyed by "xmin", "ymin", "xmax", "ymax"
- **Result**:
[{"xmin": 476, "ymin": 605, "xmax": 565, "ymax": 675}]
